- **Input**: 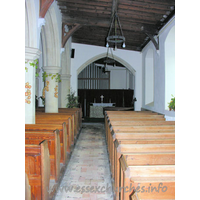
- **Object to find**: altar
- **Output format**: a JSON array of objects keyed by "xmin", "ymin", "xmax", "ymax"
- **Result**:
[{"xmin": 90, "ymin": 103, "xmax": 115, "ymax": 118}]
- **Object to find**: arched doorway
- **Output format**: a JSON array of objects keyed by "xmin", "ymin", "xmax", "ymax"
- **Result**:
[{"xmin": 77, "ymin": 54, "xmax": 136, "ymax": 119}]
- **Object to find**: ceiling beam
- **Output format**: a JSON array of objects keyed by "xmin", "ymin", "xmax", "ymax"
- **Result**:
[
  {"xmin": 62, "ymin": 23, "xmax": 82, "ymax": 47},
  {"xmin": 136, "ymin": 0, "xmax": 174, "ymax": 5},
  {"xmin": 119, "ymin": 0, "xmax": 173, "ymax": 10},
  {"xmin": 57, "ymin": 0, "xmax": 112, "ymax": 8},
  {"xmin": 63, "ymin": 15, "xmax": 158, "ymax": 33}
]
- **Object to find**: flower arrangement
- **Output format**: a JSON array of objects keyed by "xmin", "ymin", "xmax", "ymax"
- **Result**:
[
  {"xmin": 168, "ymin": 95, "xmax": 175, "ymax": 111},
  {"xmin": 66, "ymin": 89, "xmax": 79, "ymax": 108}
]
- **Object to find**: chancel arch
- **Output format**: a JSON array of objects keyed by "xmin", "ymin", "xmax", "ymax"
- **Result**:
[
  {"xmin": 77, "ymin": 53, "xmax": 136, "ymax": 117},
  {"xmin": 77, "ymin": 53, "xmax": 136, "ymax": 76}
]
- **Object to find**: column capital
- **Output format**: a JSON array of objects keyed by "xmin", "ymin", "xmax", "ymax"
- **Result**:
[
  {"xmin": 42, "ymin": 66, "xmax": 61, "ymax": 74},
  {"xmin": 38, "ymin": 18, "xmax": 46, "ymax": 34},
  {"xmin": 60, "ymin": 74, "xmax": 71, "ymax": 80},
  {"xmin": 25, "ymin": 47, "xmax": 41, "ymax": 61}
]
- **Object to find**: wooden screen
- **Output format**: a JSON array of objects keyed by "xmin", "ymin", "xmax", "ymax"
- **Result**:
[{"xmin": 78, "ymin": 89, "xmax": 134, "ymax": 117}]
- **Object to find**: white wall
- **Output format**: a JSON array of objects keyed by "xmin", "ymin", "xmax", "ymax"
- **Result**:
[
  {"xmin": 165, "ymin": 26, "xmax": 175, "ymax": 109},
  {"xmin": 145, "ymin": 49, "xmax": 154, "ymax": 105},
  {"xmin": 108, "ymin": 66, "xmax": 127, "ymax": 89},
  {"xmin": 142, "ymin": 17, "xmax": 175, "ymax": 119},
  {"xmin": 71, "ymin": 43, "xmax": 142, "ymax": 110}
]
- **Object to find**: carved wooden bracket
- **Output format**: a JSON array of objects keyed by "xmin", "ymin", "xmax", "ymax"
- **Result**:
[
  {"xmin": 141, "ymin": 25, "xmax": 159, "ymax": 50},
  {"xmin": 62, "ymin": 23, "xmax": 82, "ymax": 48},
  {"xmin": 145, "ymin": 32, "xmax": 159, "ymax": 50},
  {"xmin": 40, "ymin": 0, "xmax": 54, "ymax": 18}
]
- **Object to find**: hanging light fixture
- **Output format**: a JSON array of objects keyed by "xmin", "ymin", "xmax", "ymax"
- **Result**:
[
  {"xmin": 104, "ymin": 47, "xmax": 116, "ymax": 66},
  {"xmin": 106, "ymin": 11, "xmax": 125, "ymax": 49},
  {"xmin": 102, "ymin": 47, "xmax": 116, "ymax": 73}
]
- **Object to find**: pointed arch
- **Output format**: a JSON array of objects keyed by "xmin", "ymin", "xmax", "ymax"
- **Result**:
[
  {"xmin": 77, "ymin": 53, "xmax": 136, "ymax": 76},
  {"xmin": 41, "ymin": 2, "xmax": 61, "ymax": 67},
  {"xmin": 25, "ymin": 0, "xmax": 38, "ymax": 48}
]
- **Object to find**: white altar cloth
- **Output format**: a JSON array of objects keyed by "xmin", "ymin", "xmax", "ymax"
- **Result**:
[
  {"xmin": 92, "ymin": 103, "xmax": 114, "ymax": 107},
  {"xmin": 90, "ymin": 103, "xmax": 114, "ymax": 118}
]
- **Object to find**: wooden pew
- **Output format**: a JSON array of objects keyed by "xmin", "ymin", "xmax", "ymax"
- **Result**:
[
  {"xmin": 25, "ymin": 173, "xmax": 31, "ymax": 200},
  {"xmin": 25, "ymin": 129, "xmax": 61, "ymax": 182},
  {"xmin": 107, "ymin": 115, "xmax": 165, "ymax": 119},
  {"xmin": 119, "ymin": 156, "xmax": 175, "ymax": 200},
  {"xmin": 58, "ymin": 109, "xmax": 80, "ymax": 136},
  {"xmin": 105, "ymin": 111, "xmax": 175, "ymax": 200},
  {"xmin": 108, "ymin": 117, "xmax": 166, "ymax": 122},
  {"xmin": 36, "ymin": 107, "xmax": 82, "ymax": 132},
  {"xmin": 25, "ymin": 140, "xmax": 51, "ymax": 200},
  {"xmin": 35, "ymin": 118, "xmax": 72, "ymax": 153},
  {"xmin": 106, "ymin": 120, "xmax": 175, "ymax": 152},
  {"xmin": 105, "ymin": 113, "xmax": 175, "ymax": 171},
  {"xmin": 113, "ymin": 139, "xmax": 175, "ymax": 199},
  {"xmin": 115, "ymin": 153, "xmax": 175, "ymax": 200},
  {"xmin": 105, "ymin": 110, "xmax": 157, "ymax": 114},
  {"xmin": 36, "ymin": 107, "xmax": 82, "ymax": 139},
  {"xmin": 112, "ymin": 125, "xmax": 175, "ymax": 132},
  {"xmin": 107, "ymin": 127, "xmax": 175, "ymax": 174},
  {"xmin": 109, "ymin": 121, "xmax": 175, "ymax": 126},
  {"xmin": 36, "ymin": 113, "xmax": 76, "ymax": 143},
  {"xmin": 58, "ymin": 108, "xmax": 82, "ymax": 132},
  {"xmin": 25, "ymin": 124, "xmax": 67, "ymax": 165},
  {"xmin": 107, "ymin": 129, "xmax": 175, "ymax": 178},
  {"xmin": 105, "ymin": 115, "xmax": 166, "ymax": 142},
  {"xmin": 112, "ymin": 140, "xmax": 175, "ymax": 187},
  {"xmin": 106, "ymin": 111, "xmax": 159, "ymax": 116}
]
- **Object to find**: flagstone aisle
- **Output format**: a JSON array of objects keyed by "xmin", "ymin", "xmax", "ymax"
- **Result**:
[{"xmin": 54, "ymin": 123, "xmax": 114, "ymax": 200}]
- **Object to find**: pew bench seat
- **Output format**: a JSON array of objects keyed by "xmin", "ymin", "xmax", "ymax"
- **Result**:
[
  {"xmin": 25, "ymin": 140, "xmax": 51, "ymax": 200},
  {"xmin": 25, "ymin": 130, "xmax": 60, "ymax": 182}
]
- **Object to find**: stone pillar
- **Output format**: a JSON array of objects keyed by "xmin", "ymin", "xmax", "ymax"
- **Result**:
[
  {"xmin": 42, "ymin": 66, "xmax": 61, "ymax": 113},
  {"xmin": 25, "ymin": 47, "xmax": 41, "ymax": 124},
  {"xmin": 60, "ymin": 74, "xmax": 71, "ymax": 108}
]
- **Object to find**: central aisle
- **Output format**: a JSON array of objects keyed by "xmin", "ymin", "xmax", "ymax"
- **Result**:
[{"xmin": 55, "ymin": 123, "xmax": 114, "ymax": 200}]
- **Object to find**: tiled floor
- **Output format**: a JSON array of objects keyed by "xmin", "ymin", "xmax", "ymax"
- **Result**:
[{"xmin": 55, "ymin": 123, "xmax": 114, "ymax": 200}]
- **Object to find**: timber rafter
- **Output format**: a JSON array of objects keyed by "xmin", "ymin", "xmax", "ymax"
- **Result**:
[{"xmin": 57, "ymin": 0, "xmax": 175, "ymax": 51}]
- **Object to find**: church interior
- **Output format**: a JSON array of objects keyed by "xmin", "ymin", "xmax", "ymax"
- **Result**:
[{"xmin": 24, "ymin": 0, "xmax": 177, "ymax": 199}]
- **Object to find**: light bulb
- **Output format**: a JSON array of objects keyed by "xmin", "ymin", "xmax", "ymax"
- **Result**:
[
  {"xmin": 122, "ymin": 42, "xmax": 126, "ymax": 48},
  {"xmin": 106, "ymin": 42, "xmax": 109, "ymax": 48}
]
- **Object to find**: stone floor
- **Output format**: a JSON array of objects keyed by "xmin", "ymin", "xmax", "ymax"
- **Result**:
[{"xmin": 54, "ymin": 123, "xmax": 114, "ymax": 200}]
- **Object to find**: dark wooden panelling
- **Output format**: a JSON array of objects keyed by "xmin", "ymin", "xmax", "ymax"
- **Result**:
[{"xmin": 78, "ymin": 89, "xmax": 134, "ymax": 117}]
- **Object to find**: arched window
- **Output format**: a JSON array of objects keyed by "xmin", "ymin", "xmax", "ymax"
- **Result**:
[
  {"xmin": 145, "ymin": 48, "xmax": 154, "ymax": 106},
  {"xmin": 165, "ymin": 26, "xmax": 175, "ymax": 109}
]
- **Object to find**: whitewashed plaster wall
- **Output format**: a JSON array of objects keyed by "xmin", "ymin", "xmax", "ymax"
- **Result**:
[
  {"xmin": 107, "ymin": 66, "xmax": 133, "ymax": 89},
  {"xmin": 141, "ymin": 17, "xmax": 175, "ymax": 119},
  {"xmin": 71, "ymin": 43, "xmax": 142, "ymax": 111}
]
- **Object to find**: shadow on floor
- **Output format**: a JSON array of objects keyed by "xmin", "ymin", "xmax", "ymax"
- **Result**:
[{"xmin": 82, "ymin": 117, "xmax": 105, "ymax": 123}]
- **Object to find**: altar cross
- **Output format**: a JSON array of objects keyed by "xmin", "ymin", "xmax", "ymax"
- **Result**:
[{"xmin": 100, "ymin": 95, "xmax": 104, "ymax": 103}]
